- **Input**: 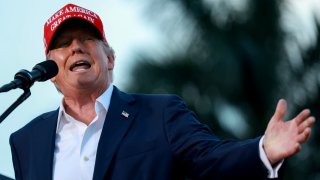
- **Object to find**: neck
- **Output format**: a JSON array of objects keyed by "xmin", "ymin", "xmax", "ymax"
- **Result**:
[{"xmin": 62, "ymin": 84, "xmax": 110, "ymax": 125}]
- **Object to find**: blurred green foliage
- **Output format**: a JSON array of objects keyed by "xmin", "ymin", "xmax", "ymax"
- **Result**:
[{"xmin": 124, "ymin": 0, "xmax": 320, "ymax": 179}]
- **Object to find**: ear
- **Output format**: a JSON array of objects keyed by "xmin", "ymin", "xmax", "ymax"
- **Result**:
[{"xmin": 107, "ymin": 54, "xmax": 115, "ymax": 70}]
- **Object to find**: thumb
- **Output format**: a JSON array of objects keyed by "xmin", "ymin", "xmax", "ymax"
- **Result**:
[{"xmin": 273, "ymin": 99, "xmax": 287, "ymax": 122}]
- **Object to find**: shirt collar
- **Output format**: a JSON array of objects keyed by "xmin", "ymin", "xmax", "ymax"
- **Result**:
[
  {"xmin": 56, "ymin": 84, "xmax": 114, "ymax": 132},
  {"xmin": 95, "ymin": 84, "xmax": 113, "ymax": 113}
]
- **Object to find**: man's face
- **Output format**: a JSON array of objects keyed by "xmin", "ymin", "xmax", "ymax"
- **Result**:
[{"xmin": 47, "ymin": 24, "xmax": 114, "ymax": 95}]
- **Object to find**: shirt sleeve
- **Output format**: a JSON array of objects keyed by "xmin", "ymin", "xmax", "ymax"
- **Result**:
[{"xmin": 259, "ymin": 136, "xmax": 284, "ymax": 178}]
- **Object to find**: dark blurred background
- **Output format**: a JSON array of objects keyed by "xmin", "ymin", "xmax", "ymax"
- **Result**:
[{"xmin": 123, "ymin": 0, "xmax": 320, "ymax": 179}]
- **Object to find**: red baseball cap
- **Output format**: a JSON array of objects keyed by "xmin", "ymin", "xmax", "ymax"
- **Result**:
[{"xmin": 44, "ymin": 3, "xmax": 107, "ymax": 54}]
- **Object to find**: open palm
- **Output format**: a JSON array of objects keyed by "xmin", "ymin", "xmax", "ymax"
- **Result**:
[{"xmin": 263, "ymin": 99, "xmax": 315, "ymax": 165}]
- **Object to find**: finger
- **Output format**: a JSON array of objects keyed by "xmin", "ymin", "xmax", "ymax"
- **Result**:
[
  {"xmin": 294, "ymin": 109, "xmax": 311, "ymax": 125},
  {"xmin": 298, "ymin": 116, "xmax": 316, "ymax": 133},
  {"xmin": 297, "ymin": 128, "xmax": 312, "ymax": 143},
  {"xmin": 295, "ymin": 143, "xmax": 301, "ymax": 154},
  {"xmin": 273, "ymin": 99, "xmax": 287, "ymax": 121},
  {"xmin": 286, "ymin": 143, "xmax": 301, "ymax": 158}
]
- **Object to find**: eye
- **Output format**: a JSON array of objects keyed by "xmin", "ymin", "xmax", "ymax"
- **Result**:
[
  {"xmin": 59, "ymin": 40, "xmax": 72, "ymax": 48},
  {"xmin": 80, "ymin": 35, "xmax": 96, "ymax": 43},
  {"xmin": 52, "ymin": 39, "xmax": 71, "ymax": 49}
]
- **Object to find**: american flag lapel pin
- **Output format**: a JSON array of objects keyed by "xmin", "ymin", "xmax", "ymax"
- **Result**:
[{"xmin": 121, "ymin": 110, "xmax": 129, "ymax": 118}]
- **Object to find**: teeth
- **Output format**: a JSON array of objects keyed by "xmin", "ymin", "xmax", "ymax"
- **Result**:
[{"xmin": 70, "ymin": 60, "xmax": 91, "ymax": 71}]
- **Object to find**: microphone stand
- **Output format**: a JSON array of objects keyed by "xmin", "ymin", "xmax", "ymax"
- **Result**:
[
  {"xmin": 0, "ymin": 88, "xmax": 31, "ymax": 124},
  {"xmin": 0, "ymin": 60, "xmax": 58, "ymax": 124}
]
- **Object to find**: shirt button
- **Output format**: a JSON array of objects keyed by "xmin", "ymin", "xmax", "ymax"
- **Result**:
[{"xmin": 83, "ymin": 156, "xmax": 89, "ymax": 161}]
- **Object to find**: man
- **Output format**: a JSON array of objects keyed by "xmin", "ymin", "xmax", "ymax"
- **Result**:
[{"xmin": 9, "ymin": 3, "xmax": 315, "ymax": 180}]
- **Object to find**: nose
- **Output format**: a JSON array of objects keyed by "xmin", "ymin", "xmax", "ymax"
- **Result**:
[{"xmin": 69, "ymin": 38, "xmax": 85, "ymax": 54}]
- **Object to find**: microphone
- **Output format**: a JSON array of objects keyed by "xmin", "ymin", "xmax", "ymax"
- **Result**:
[{"xmin": 0, "ymin": 60, "xmax": 58, "ymax": 92}]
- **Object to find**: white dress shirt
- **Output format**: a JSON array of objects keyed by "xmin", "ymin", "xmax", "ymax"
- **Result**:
[
  {"xmin": 52, "ymin": 85, "xmax": 113, "ymax": 180},
  {"xmin": 259, "ymin": 136, "xmax": 283, "ymax": 178},
  {"xmin": 52, "ymin": 84, "xmax": 281, "ymax": 179}
]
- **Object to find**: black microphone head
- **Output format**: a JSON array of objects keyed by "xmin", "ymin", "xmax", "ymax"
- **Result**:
[{"xmin": 33, "ymin": 60, "xmax": 59, "ymax": 81}]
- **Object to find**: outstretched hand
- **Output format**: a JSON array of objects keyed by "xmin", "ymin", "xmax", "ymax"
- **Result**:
[{"xmin": 263, "ymin": 99, "xmax": 315, "ymax": 165}]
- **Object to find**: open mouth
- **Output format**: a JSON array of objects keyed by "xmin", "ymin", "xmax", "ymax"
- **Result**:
[{"xmin": 69, "ymin": 60, "xmax": 92, "ymax": 72}]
